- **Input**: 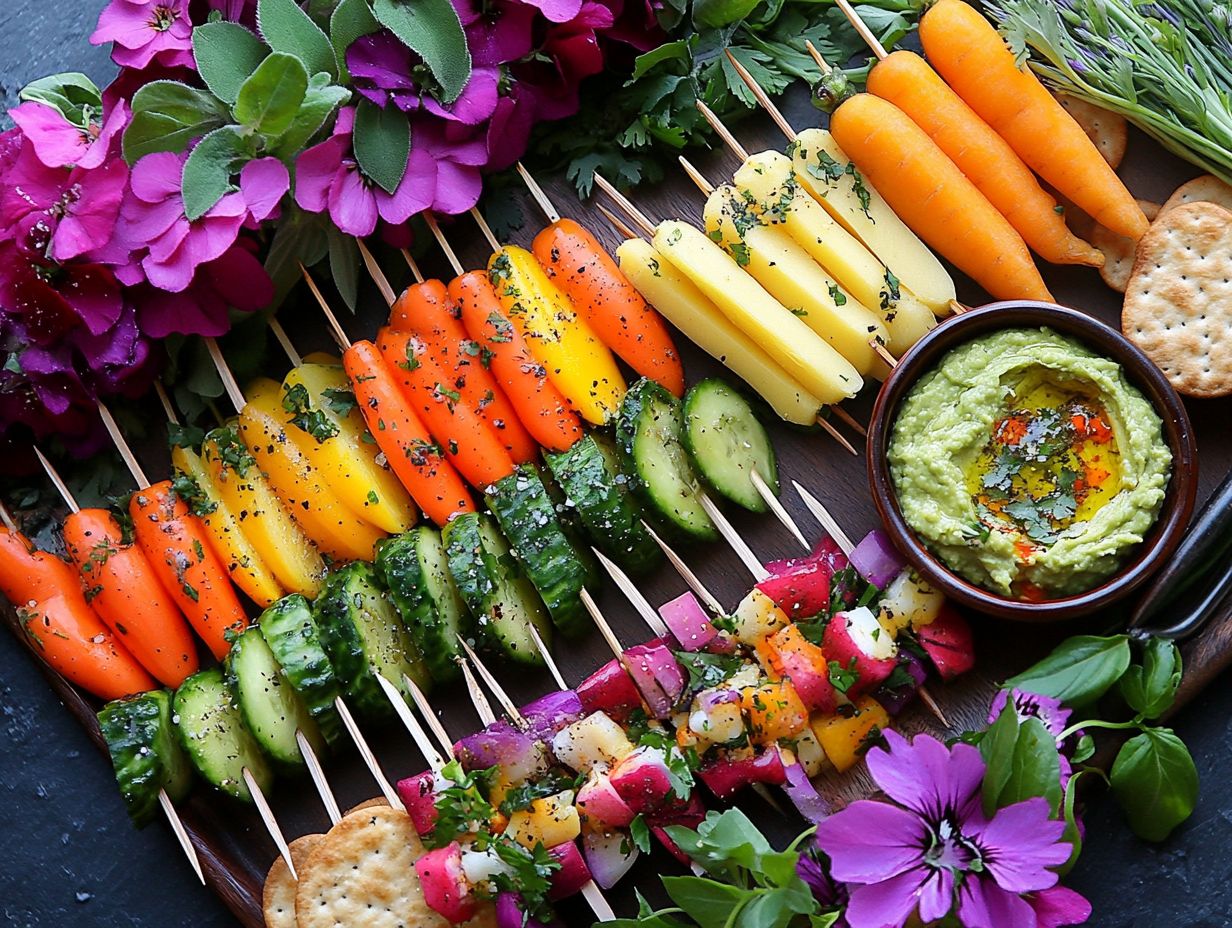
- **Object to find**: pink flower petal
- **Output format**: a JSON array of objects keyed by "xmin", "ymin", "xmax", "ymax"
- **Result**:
[
  {"xmin": 969, "ymin": 798, "xmax": 1068, "ymax": 894},
  {"xmin": 958, "ymin": 877, "xmax": 1040, "ymax": 928},
  {"xmin": 10, "ymin": 102, "xmax": 87, "ymax": 169},
  {"xmin": 377, "ymin": 148, "xmax": 434, "ymax": 224},
  {"xmin": 430, "ymin": 159, "xmax": 481, "ymax": 215},
  {"xmin": 521, "ymin": 0, "xmax": 583, "ymax": 23},
  {"xmin": 866, "ymin": 731, "xmax": 985, "ymax": 823},
  {"xmin": 423, "ymin": 67, "xmax": 500, "ymax": 125},
  {"xmin": 295, "ymin": 136, "xmax": 349, "ymax": 213},
  {"xmin": 916, "ymin": 867, "xmax": 955, "ymax": 924},
  {"xmin": 328, "ymin": 166, "xmax": 379, "ymax": 237},
  {"xmin": 239, "ymin": 157, "xmax": 289, "ymax": 222},
  {"xmin": 1028, "ymin": 886, "xmax": 1092, "ymax": 928},
  {"xmin": 815, "ymin": 800, "xmax": 928, "ymax": 884},
  {"xmin": 51, "ymin": 160, "xmax": 128, "ymax": 261},
  {"xmin": 203, "ymin": 243, "xmax": 273, "ymax": 312},
  {"xmin": 844, "ymin": 868, "xmax": 930, "ymax": 928},
  {"xmin": 129, "ymin": 151, "xmax": 185, "ymax": 203}
]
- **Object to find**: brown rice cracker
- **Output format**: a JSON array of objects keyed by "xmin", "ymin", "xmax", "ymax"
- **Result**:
[
  {"xmin": 1123, "ymin": 201, "xmax": 1232, "ymax": 397},
  {"xmin": 1056, "ymin": 94, "xmax": 1128, "ymax": 168},
  {"xmin": 263, "ymin": 834, "xmax": 324, "ymax": 928},
  {"xmin": 1094, "ymin": 200, "xmax": 1162, "ymax": 293},
  {"xmin": 1160, "ymin": 174, "xmax": 1232, "ymax": 216}
]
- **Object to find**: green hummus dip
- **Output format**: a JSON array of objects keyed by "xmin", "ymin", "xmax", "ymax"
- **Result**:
[{"xmin": 889, "ymin": 328, "xmax": 1172, "ymax": 599}]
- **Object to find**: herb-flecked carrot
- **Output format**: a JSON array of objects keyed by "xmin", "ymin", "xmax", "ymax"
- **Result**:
[
  {"xmin": 377, "ymin": 326, "xmax": 517, "ymax": 490},
  {"xmin": 0, "ymin": 527, "xmax": 81, "ymax": 604},
  {"xmin": 919, "ymin": 0, "xmax": 1148, "ymax": 239},
  {"xmin": 63, "ymin": 509, "xmax": 199, "ymax": 687},
  {"xmin": 867, "ymin": 50, "xmax": 1103, "ymax": 267},
  {"xmin": 129, "ymin": 481, "xmax": 246, "ymax": 660},
  {"xmin": 343, "ymin": 340, "xmax": 475, "ymax": 526},
  {"xmin": 829, "ymin": 93, "xmax": 1053, "ymax": 302},
  {"xmin": 533, "ymin": 218, "xmax": 686, "ymax": 397},
  {"xmin": 450, "ymin": 271, "xmax": 584, "ymax": 453},
  {"xmin": 389, "ymin": 280, "xmax": 538, "ymax": 463}
]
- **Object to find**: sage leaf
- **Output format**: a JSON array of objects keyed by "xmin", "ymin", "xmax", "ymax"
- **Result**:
[
  {"xmin": 20, "ymin": 72, "xmax": 101, "ymax": 124},
  {"xmin": 264, "ymin": 203, "xmax": 331, "ymax": 303},
  {"xmin": 269, "ymin": 73, "xmax": 350, "ymax": 160},
  {"xmin": 352, "ymin": 97, "xmax": 409, "ymax": 193},
  {"xmin": 234, "ymin": 52, "xmax": 309, "ymax": 138},
  {"xmin": 662, "ymin": 875, "xmax": 746, "ymax": 928},
  {"xmin": 1003, "ymin": 634, "xmax": 1131, "ymax": 706},
  {"xmin": 327, "ymin": 226, "xmax": 360, "ymax": 311},
  {"xmin": 1110, "ymin": 728, "xmax": 1198, "ymax": 842},
  {"xmin": 257, "ymin": 0, "xmax": 337, "ymax": 78},
  {"xmin": 182, "ymin": 125, "xmax": 251, "ymax": 220},
  {"xmin": 124, "ymin": 81, "xmax": 230, "ymax": 162},
  {"xmin": 329, "ymin": 0, "xmax": 381, "ymax": 82},
  {"xmin": 192, "ymin": 21, "xmax": 269, "ymax": 104},
  {"xmin": 1118, "ymin": 637, "xmax": 1182, "ymax": 720},
  {"xmin": 371, "ymin": 0, "xmax": 471, "ymax": 103}
]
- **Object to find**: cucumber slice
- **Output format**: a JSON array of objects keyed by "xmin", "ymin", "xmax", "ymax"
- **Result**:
[
  {"xmin": 545, "ymin": 434, "xmax": 661, "ymax": 575},
  {"xmin": 486, "ymin": 464, "xmax": 597, "ymax": 638},
  {"xmin": 226, "ymin": 627, "xmax": 322, "ymax": 770},
  {"xmin": 313, "ymin": 562, "xmax": 431, "ymax": 718},
  {"xmin": 443, "ymin": 512, "xmax": 551, "ymax": 665},
  {"xmin": 615, "ymin": 378, "xmax": 717, "ymax": 541},
  {"xmin": 98, "ymin": 690, "xmax": 193, "ymax": 828},
  {"xmin": 683, "ymin": 378, "xmax": 779, "ymax": 512},
  {"xmin": 376, "ymin": 526, "xmax": 469, "ymax": 683},
  {"xmin": 257, "ymin": 594, "xmax": 342, "ymax": 748},
  {"xmin": 173, "ymin": 669, "xmax": 273, "ymax": 802}
]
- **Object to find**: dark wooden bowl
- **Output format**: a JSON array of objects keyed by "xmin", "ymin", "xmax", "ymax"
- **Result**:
[{"xmin": 867, "ymin": 301, "xmax": 1198, "ymax": 622}]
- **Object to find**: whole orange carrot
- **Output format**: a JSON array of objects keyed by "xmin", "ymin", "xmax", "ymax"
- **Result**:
[
  {"xmin": 867, "ymin": 50, "xmax": 1103, "ymax": 267},
  {"xmin": 829, "ymin": 93, "xmax": 1053, "ymax": 302},
  {"xmin": 919, "ymin": 0, "xmax": 1147, "ymax": 239}
]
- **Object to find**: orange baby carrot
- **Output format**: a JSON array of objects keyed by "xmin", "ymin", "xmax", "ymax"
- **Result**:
[
  {"xmin": 129, "ymin": 481, "xmax": 246, "ymax": 660},
  {"xmin": 919, "ymin": 0, "xmax": 1147, "ymax": 239},
  {"xmin": 377, "ymin": 326, "xmax": 517, "ymax": 490},
  {"xmin": 343, "ymin": 340, "xmax": 475, "ymax": 526},
  {"xmin": 533, "ymin": 219, "xmax": 686, "ymax": 396},
  {"xmin": 867, "ymin": 50, "xmax": 1103, "ymax": 267},
  {"xmin": 450, "ymin": 271, "xmax": 585, "ymax": 454},
  {"xmin": 829, "ymin": 93, "xmax": 1053, "ymax": 302},
  {"xmin": 390, "ymin": 280, "xmax": 538, "ymax": 463},
  {"xmin": 63, "ymin": 509, "xmax": 199, "ymax": 687},
  {"xmin": 0, "ymin": 528, "xmax": 81, "ymax": 604}
]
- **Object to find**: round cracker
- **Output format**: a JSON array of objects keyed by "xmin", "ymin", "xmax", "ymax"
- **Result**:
[
  {"xmin": 1094, "ymin": 200, "xmax": 1162, "ymax": 293},
  {"xmin": 343, "ymin": 796, "xmax": 390, "ymax": 816},
  {"xmin": 1056, "ymin": 94, "xmax": 1128, "ymax": 168},
  {"xmin": 1160, "ymin": 174, "xmax": 1232, "ymax": 216},
  {"xmin": 263, "ymin": 834, "xmax": 324, "ymax": 928},
  {"xmin": 295, "ymin": 805, "xmax": 450, "ymax": 928},
  {"xmin": 1123, "ymin": 201, "xmax": 1232, "ymax": 397}
]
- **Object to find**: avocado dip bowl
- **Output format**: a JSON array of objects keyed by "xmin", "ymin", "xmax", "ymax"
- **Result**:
[{"xmin": 868, "ymin": 302, "xmax": 1197, "ymax": 623}]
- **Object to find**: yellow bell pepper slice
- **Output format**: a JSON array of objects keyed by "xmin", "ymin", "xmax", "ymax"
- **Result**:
[
  {"xmin": 812, "ymin": 696, "xmax": 890, "ymax": 773},
  {"xmin": 741, "ymin": 680, "xmax": 809, "ymax": 746},
  {"xmin": 281, "ymin": 362, "xmax": 418, "ymax": 535},
  {"xmin": 238, "ymin": 378, "xmax": 386, "ymax": 563},
  {"xmin": 488, "ymin": 245, "xmax": 626, "ymax": 425},
  {"xmin": 169, "ymin": 445, "xmax": 285, "ymax": 607},
  {"xmin": 199, "ymin": 426, "xmax": 326, "ymax": 598},
  {"xmin": 505, "ymin": 791, "xmax": 581, "ymax": 850}
]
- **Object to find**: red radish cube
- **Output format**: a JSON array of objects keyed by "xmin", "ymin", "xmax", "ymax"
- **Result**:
[
  {"xmin": 548, "ymin": 841, "xmax": 592, "ymax": 900},
  {"xmin": 396, "ymin": 770, "xmax": 438, "ymax": 836},
  {"xmin": 609, "ymin": 746, "xmax": 676, "ymax": 815},
  {"xmin": 659, "ymin": 591, "xmax": 719, "ymax": 651},
  {"xmin": 697, "ymin": 747, "xmax": 788, "ymax": 799},
  {"xmin": 577, "ymin": 659, "xmax": 643, "ymax": 723},
  {"xmin": 757, "ymin": 557, "xmax": 832, "ymax": 620},
  {"xmin": 823, "ymin": 606, "xmax": 898, "ymax": 697},
  {"xmin": 916, "ymin": 604, "xmax": 976, "ymax": 681},
  {"xmin": 576, "ymin": 768, "xmax": 636, "ymax": 828},
  {"xmin": 416, "ymin": 842, "xmax": 476, "ymax": 923}
]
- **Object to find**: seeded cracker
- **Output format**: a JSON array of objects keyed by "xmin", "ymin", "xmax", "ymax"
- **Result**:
[
  {"xmin": 263, "ymin": 834, "xmax": 323, "ymax": 928},
  {"xmin": 1160, "ymin": 174, "xmax": 1232, "ymax": 216},
  {"xmin": 1094, "ymin": 200, "xmax": 1161, "ymax": 293},
  {"xmin": 1123, "ymin": 201, "xmax": 1232, "ymax": 397},
  {"xmin": 343, "ymin": 796, "xmax": 389, "ymax": 816},
  {"xmin": 1056, "ymin": 94, "xmax": 1128, "ymax": 168}
]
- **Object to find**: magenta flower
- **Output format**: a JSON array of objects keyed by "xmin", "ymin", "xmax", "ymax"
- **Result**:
[
  {"xmin": 405, "ymin": 116, "xmax": 486, "ymax": 214},
  {"xmin": 91, "ymin": 0, "xmax": 194, "ymax": 71},
  {"xmin": 815, "ymin": 732, "xmax": 1084, "ymax": 928},
  {"xmin": 454, "ymin": 0, "xmax": 537, "ymax": 65},
  {"xmin": 987, "ymin": 690, "xmax": 1071, "ymax": 741},
  {"xmin": 10, "ymin": 99, "xmax": 129, "ymax": 170}
]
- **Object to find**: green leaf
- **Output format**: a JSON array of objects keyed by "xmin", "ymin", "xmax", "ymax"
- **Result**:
[
  {"xmin": 269, "ymin": 72, "xmax": 350, "ymax": 159},
  {"xmin": 327, "ymin": 226, "xmax": 360, "ymax": 311},
  {"xmin": 352, "ymin": 97, "xmax": 410, "ymax": 193},
  {"xmin": 264, "ymin": 204, "xmax": 331, "ymax": 304},
  {"xmin": 257, "ymin": 0, "xmax": 338, "ymax": 78},
  {"xmin": 630, "ymin": 813, "xmax": 652, "ymax": 854},
  {"xmin": 181, "ymin": 126, "xmax": 251, "ymax": 220},
  {"xmin": 994, "ymin": 717, "xmax": 1063, "ymax": 815},
  {"xmin": 1003, "ymin": 634, "xmax": 1131, "ymax": 706},
  {"xmin": 662, "ymin": 876, "xmax": 747, "ymax": 928},
  {"xmin": 1070, "ymin": 732, "xmax": 1095, "ymax": 764},
  {"xmin": 1110, "ymin": 728, "xmax": 1198, "ymax": 842},
  {"xmin": 123, "ymin": 81, "xmax": 230, "ymax": 162},
  {"xmin": 192, "ymin": 22, "xmax": 269, "ymax": 104},
  {"xmin": 19, "ymin": 72, "xmax": 101, "ymax": 125},
  {"xmin": 1058, "ymin": 768, "xmax": 1100, "ymax": 875},
  {"xmin": 979, "ymin": 702, "xmax": 1021, "ymax": 817},
  {"xmin": 693, "ymin": 0, "xmax": 761, "ymax": 29},
  {"xmin": 371, "ymin": 0, "xmax": 471, "ymax": 103},
  {"xmin": 1118, "ymin": 637, "xmax": 1182, "ymax": 720},
  {"xmin": 629, "ymin": 38, "xmax": 694, "ymax": 81},
  {"xmin": 234, "ymin": 52, "xmax": 309, "ymax": 138},
  {"xmin": 329, "ymin": 0, "xmax": 381, "ymax": 82}
]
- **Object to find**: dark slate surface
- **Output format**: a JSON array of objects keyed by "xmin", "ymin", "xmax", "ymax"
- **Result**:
[{"xmin": 1, "ymin": 3, "xmax": 1231, "ymax": 927}]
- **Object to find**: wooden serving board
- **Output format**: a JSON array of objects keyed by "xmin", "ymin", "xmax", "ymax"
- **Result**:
[{"xmin": 5, "ymin": 91, "xmax": 1230, "ymax": 927}]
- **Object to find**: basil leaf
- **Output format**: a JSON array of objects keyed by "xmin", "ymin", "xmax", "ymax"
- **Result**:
[
  {"xmin": 1003, "ymin": 634, "xmax": 1131, "ymax": 706},
  {"xmin": 371, "ymin": 0, "xmax": 471, "ymax": 103},
  {"xmin": 979, "ymin": 701, "xmax": 1020, "ymax": 816},
  {"xmin": 1110, "ymin": 727, "xmax": 1198, "ymax": 842},
  {"xmin": 662, "ymin": 875, "xmax": 747, "ymax": 928},
  {"xmin": 630, "ymin": 812, "xmax": 652, "ymax": 854},
  {"xmin": 269, "ymin": 72, "xmax": 350, "ymax": 160},
  {"xmin": 329, "ymin": 0, "xmax": 381, "ymax": 82},
  {"xmin": 181, "ymin": 125, "xmax": 252, "ymax": 220},
  {"xmin": 234, "ymin": 53, "xmax": 309, "ymax": 138},
  {"xmin": 737, "ymin": 885, "xmax": 804, "ymax": 928},
  {"xmin": 123, "ymin": 81, "xmax": 230, "ymax": 162},
  {"xmin": 352, "ymin": 97, "xmax": 410, "ymax": 193},
  {"xmin": 1118, "ymin": 636, "xmax": 1182, "ymax": 720},
  {"xmin": 327, "ymin": 226, "xmax": 361, "ymax": 311},
  {"xmin": 257, "ymin": 0, "xmax": 338, "ymax": 78},
  {"xmin": 999, "ymin": 717, "xmax": 1063, "ymax": 815},
  {"xmin": 1070, "ymin": 732, "xmax": 1095, "ymax": 764},
  {"xmin": 192, "ymin": 22, "xmax": 269, "ymax": 104},
  {"xmin": 1058, "ymin": 768, "xmax": 1099, "ymax": 875}
]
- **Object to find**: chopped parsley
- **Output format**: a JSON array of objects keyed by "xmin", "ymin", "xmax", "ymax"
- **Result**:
[
  {"xmin": 321, "ymin": 387, "xmax": 357, "ymax": 417},
  {"xmin": 828, "ymin": 657, "xmax": 860, "ymax": 695},
  {"xmin": 675, "ymin": 650, "xmax": 744, "ymax": 692},
  {"xmin": 282, "ymin": 383, "xmax": 338, "ymax": 443}
]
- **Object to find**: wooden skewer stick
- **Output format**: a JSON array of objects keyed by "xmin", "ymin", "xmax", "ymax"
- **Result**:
[
  {"xmin": 459, "ymin": 657, "xmax": 498, "ymax": 727},
  {"xmin": 456, "ymin": 636, "xmax": 524, "ymax": 724},
  {"xmin": 97, "ymin": 401, "xmax": 151, "ymax": 489},
  {"xmin": 591, "ymin": 548, "xmax": 671, "ymax": 637},
  {"xmin": 268, "ymin": 317, "xmax": 303, "ymax": 368},
  {"xmin": 870, "ymin": 339, "xmax": 898, "ymax": 371},
  {"xmin": 833, "ymin": 0, "xmax": 889, "ymax": 59},
  {"xmin": 678, "ymin": 156, "xmax": 715, "ymax": 196},
  {"xmin": 750, "ymin": 470, "xmax": 810, "ymax": 552},
  {"xmin": 356, "ymin": 238, "xmax": 399, "ymax": 306},
  {"xmin": 0, "ymin": 498, "xmax": 16, "ymax": 532},
  {"xmin": 204, "ymin": 337, "xmax": 247, "ymax": 414},
  {"xmin": 333, "ymin": 693, "xmax": 406, "ymax": 809},
  {"xmin": 591, "ymin": 173, "xmax": 655, "ymax": 237},
  {"xmin": 515, "ymin": 162, "xmax": 562, "ymax": 224},
  {"xmin": 300, "ymin": 264, "xmax": 353, "ymax": 352},
  {"xmin": 400, "ymin": 244, "xmax": 425, "ymax": 283},
  {"xmin": 242, "ymin": 766, "xmax": 299, "ymax": 878},
  {"xmin": 404, "ymin": 673, "xmax": 457, "ymax": 759},
  {"xmin": 425, "ymin": 214, "xmax": 465, "ymax": 276},
  {"xmin": 640, "ymin": 520, "xmax": 726, "ymax": 617},
  {"xmin": 723, "ymin": 51, "xmax": 797, "ymax": 140},
  {"xmin": 699, "ymin": 493, "xmax": 770, "ymax": 582},
  {"xmin": 805, "ymin": 40, "xmax": 831, "ymax": 75},
  {"xmin": 298, "ymin": 728, "xmax": 341, "ymax": 825},
  {"xmin": 470, "ymin": 207, "xmax": 501, "ymax": 252},
  {"xmin": 374, "ymin": 672, "xmax": 446, "ymax": 771},
  {"xmin": 595, "ymin": 204, "xmax": 638, "ymax": 241},
  {"xmin": 529, "ymin": 622, "xmax": 569, "ymax": 690}
]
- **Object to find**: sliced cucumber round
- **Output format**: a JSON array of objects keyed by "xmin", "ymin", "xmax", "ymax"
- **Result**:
[
  {"xmin": 98, "ymin": 689, "xmax": 193, "ymax": 828},
  {"xmin": 683, "ymin": 378, "xmax": 779, "ymax": 512},
  {"xmin": 545, "ymin": 433, "xmax": 661, "ymax": 575},
  {"xmin": 486, "ymin": 464, "xmax": 597, "ymax": 639},
  {"xmin": 376, "ymin": 526, "xmax": 469, "ymax": 683},
  {"xmin": 443, "ymin": 511, "xmax": 551, "ymax": 666},
  {"xmin": 173, "ymin": 669, "xmax": 273, "ymax": 803},
  {"xmin": 615, "ymin": 377, "xmax": 717, "ymax": 541},
  {"xmin": 257, "ymin": 594, "xmax": 342, "ymax": 748},
  {"xmin": 226, "ymin": 627, "xmax": 322, "ymax": 770}
]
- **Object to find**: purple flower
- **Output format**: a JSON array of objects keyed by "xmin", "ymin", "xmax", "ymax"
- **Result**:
[
  {"xmin": 10, "ymin": 99, "xmax": 129, "ymax": 170},
  {"xmin": 454, "ymin": 0, "xmax": 538, "ymax": 65},
  {"xmin": 91, "ymin": 0, "xmax": 194, "ymax": 71},
  {"xmin": 1027, "ymin": 887, "xmax": 1093, "ymax": 928},
  {"xmin": 816, "ymin": 731, "xmax": 1084, "ymax": 928},
  {"xmin": 988, "ymin": 690, "xmax": 1071, "ymax": 741},
  {"xmin": 405, "ymin": 116, "xmax": 486, "ymax": 214}
]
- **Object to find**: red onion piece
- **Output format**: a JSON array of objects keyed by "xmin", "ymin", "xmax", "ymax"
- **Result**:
[
  {"xmin": 395, "ymin": 770, "xmax": 438, "ymax": 836},
  {"xmin": 622, "ymin": 641, "xmax": 685, "ymax": 718},
  {"xmin": 658, "ymin": 591, "xmax": 719, "ymax": 651},
  {"xmin": 782, "ymin": 760, "xmax": 830, "ymax": 824},
  {"xmin": 582, "ymin": 829, "xmax": 638, "ymax": 890},
  {"xmin": 520, "ymin": 690, "xmax": 585, "ymax": 743},
  {"xmin": 849, "ymin": 530, "xmax": 908, "ymax": 589}
]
